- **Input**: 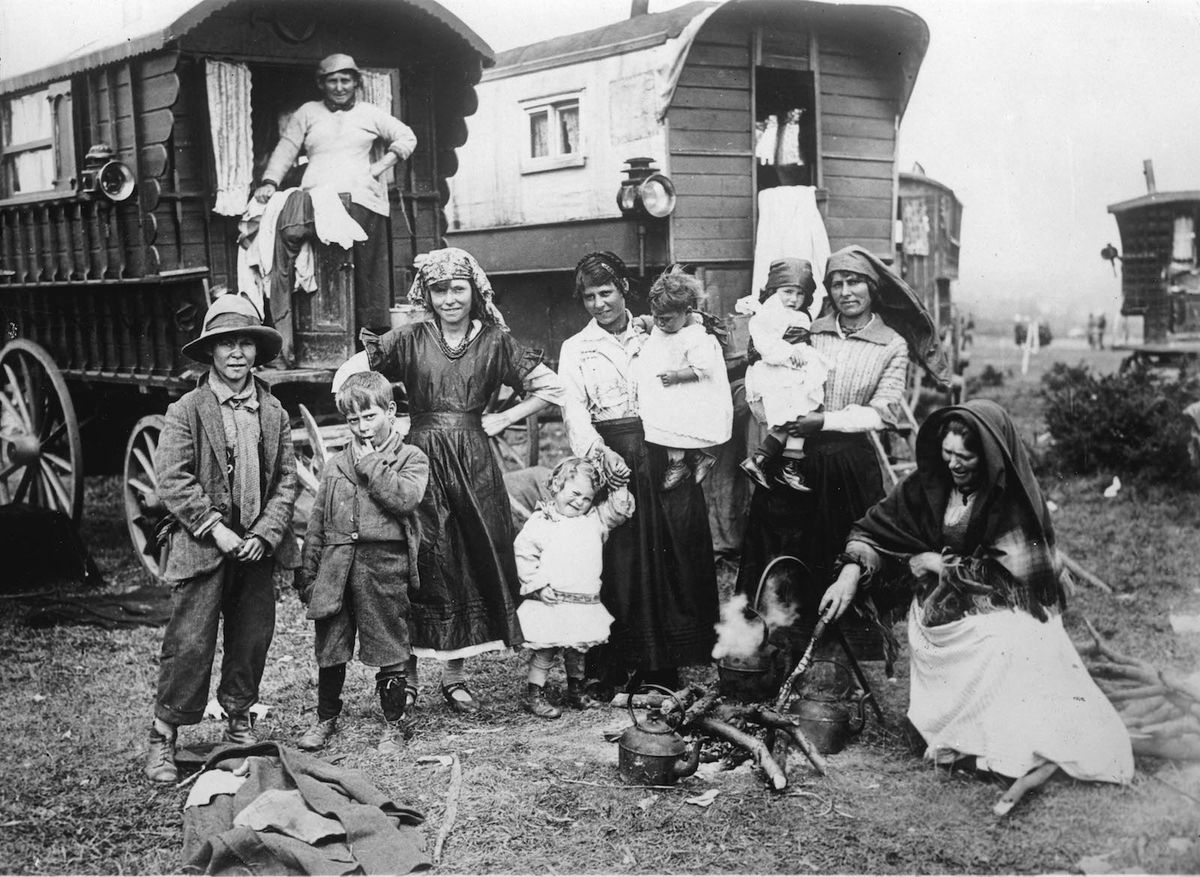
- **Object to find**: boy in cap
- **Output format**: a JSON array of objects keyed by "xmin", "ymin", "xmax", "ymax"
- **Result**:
[{"xmin": 144, "ymin": 294, "xmax": 297, "ymax": 783}]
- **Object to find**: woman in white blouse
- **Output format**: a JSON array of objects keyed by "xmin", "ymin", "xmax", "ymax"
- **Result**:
[{"xmin": 558, "ymin": 252, "xmax": 719, "ymax": 696}]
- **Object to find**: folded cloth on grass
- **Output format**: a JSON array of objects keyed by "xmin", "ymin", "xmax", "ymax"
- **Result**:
[{"xmin": 182, "ymin": 742, "xmax": 428, "ymax": 875}]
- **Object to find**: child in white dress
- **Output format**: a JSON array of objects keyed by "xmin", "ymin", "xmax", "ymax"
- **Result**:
[
  {"xmin": 635, "ymin": 269, "xmax": 734, "ymax": 491},
  {"xmin": 741, "ymin": 258, "xmax": 829, "ymax": 491},
  {"xmin": 515, "ymin": 458, "xmax": 635, "ymax": 718}
]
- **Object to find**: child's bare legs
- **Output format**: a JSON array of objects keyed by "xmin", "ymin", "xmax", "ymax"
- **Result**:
[
  {"xmin": 661, "ymin": 446, "xmax": 690, "ymax": 491},
  {"xmin": 525, "ymin": 648, "xmax": 563, "ymax": 718},
  {"xmin": 564, "ymin": 647, "xmax": 602, "ymax": 709}
]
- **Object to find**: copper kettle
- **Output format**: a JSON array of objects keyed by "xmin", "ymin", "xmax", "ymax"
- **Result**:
[{"xmin": 617, "ymin": 685, "xmax": 700, "ymax": 786}]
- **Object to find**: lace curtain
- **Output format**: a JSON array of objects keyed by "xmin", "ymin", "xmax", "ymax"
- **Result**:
[{"xmin": 205, "ymin": 60, "xmax": 253, "ymax": 216}]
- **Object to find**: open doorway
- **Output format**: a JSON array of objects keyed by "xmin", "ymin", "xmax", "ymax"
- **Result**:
[{"xmin": 754, "ymin": 67, "xmax": 817, "ymax": 191}]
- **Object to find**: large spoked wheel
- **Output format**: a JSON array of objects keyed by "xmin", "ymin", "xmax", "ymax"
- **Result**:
[
  {"xmin": 123, "ymin": 415, "xmax": 168, "ymax": 580},
  {"xmin": 0, "ymin": 339, "xmax": 83, "ymax": 522}
]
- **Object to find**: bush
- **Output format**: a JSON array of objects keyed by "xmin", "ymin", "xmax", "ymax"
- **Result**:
[{"xmin": 1041, "ymin": 361, "xmax": 1199, "ymax": 481}]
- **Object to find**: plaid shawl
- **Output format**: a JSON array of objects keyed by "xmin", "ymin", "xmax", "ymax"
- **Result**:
[{"xmin": 847, "ymin": 399, "xmax": 1064, "ymax": 623}]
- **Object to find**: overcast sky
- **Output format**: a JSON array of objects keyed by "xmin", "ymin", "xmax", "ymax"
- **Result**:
[{"xmin": 5, "ymin": 0, "xmax": 1200, "ymax": 324}]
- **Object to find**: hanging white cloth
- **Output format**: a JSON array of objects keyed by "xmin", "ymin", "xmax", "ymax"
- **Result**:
[
  {"xmin": 755, "ymin": 115, "xmax": 779, "ymax": 166},
  {"xmin": 776, "ymin": 109, "xmax": 804, "ymax": 167},
  {"xmin": 308, "ymin": 185, "xmax": 368, "ymax": 250},
  {"xmin": 205, "ymin": 60, "xmax": 254, "ymax": 217},
  {"xmin": 747, "ymin": 186, "xmax": 832, "ymax": 311}
]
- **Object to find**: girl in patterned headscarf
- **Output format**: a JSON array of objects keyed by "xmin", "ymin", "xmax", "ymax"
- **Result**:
[{"xmin": 345, "ymin": 247, "xmax": 564, "ymax": 716}]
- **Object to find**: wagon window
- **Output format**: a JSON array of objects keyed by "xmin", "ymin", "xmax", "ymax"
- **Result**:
[
  {"xmin": 521, "ymin": 93, "xmax": 584, "ymax": 173},
  {"xmin": 1, "ymin": 81, "xmax": 73, "ymax": 199}
]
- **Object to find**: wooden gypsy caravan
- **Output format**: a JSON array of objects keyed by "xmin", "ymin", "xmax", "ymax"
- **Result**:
[
  {"xmin": 444, "ymin": 0, "xmax": 928, "ymax": 359},
  {"xmin": 0, "ymin": 0, "xmax": 493, "ymax": 572},
  {"xmin": 1106, "ymin": 162, "xmax": 1200, "ymax": 356},
  {"xmin": 897, "ymin": 166, "xmax": 966, "ymax": 399}
]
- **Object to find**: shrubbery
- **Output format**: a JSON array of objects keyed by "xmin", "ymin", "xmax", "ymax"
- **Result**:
[{"xmin": 1041, "ymin": 361, "xmax": 1199, "ymax": 482}]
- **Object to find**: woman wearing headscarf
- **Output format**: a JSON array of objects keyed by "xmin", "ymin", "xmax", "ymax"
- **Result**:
[
  {"xmin": 819, "ymin": 400, "xmax": 1133, "ymax": 812},
  {"xmin": 558, "ymin": 252, "xmax": 719, "ymax": 693},
  {"xmin": 348, "ymin": 247, "xmax": 563, "ymax": 713},
  {"xmin": 735, "ymin": 244, "xmax": 947, "ymax": 616}
]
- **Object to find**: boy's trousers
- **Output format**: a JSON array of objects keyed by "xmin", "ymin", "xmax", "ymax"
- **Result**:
[{"xmin": 154, "ymin": 557, "xmax": 276, "ymax": 726}]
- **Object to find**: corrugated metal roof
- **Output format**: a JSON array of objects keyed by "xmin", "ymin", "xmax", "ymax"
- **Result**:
[
  {"xmin": 490, "ymin": 1, "xmax": 715, "ymax": 74},
  {"xmin": 1109, "ymin": 191, "xmax": 1200, "ymax": 214},
  {"xmin": 0, "ymin": 0, "xmax": 494, "ymax": 94}
]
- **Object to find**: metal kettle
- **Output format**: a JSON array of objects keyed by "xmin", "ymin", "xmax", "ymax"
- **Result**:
[
  {"xmin": 788, "ymin": 660, "xmax": 867, "ymax": 755},
  {"xmin": 617, "ymin": 685, "xmax": 700, "ymax": 786}
]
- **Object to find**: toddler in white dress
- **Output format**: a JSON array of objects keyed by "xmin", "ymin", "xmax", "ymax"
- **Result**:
[
  {"xmin": 515, "ymin": 457, "xmax": 634, "ymax": 718},
  {"xmin": 741, "ymin": 258, "xmax": 829, "ymax": 491},
  {"xmin": 635, "ymin": 269, "xmax": 734, "ymax": 491}
]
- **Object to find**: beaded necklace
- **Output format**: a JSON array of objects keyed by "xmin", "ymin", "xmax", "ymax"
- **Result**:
[{"xmin": 431, "ymin": 320, "xmax": 480, "ymax": 360}]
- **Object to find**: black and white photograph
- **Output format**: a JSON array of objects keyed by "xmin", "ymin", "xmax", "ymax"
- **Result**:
[{"xmin": 1, "ymin": 0, "xmax": 1198, "ymax": 872}]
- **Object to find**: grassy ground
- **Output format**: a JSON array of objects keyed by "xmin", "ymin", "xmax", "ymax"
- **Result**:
[{"xmin": 2, "ymin": 335, "xmax": 1199, "ymax": 874}]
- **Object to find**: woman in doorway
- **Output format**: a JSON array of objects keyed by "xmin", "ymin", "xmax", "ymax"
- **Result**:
[
  {"xmin": 558, "ymin": 252, "xmax": 719, "ymax": 694},
  {"xmin": 254, "ymin": 53, "xmax": 416, "ymax": 364},
  {"xmin": 346, "ymin": 247, "xmax": 563, "ymax": 714}
]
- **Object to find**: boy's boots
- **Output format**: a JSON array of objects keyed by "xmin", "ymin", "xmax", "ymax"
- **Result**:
[
  {"xmin": 300, "ymin": 664, "xmax": 344, "ymax": 750},
  {"xmin": 298, "ymin": 717, "xmax": 338, "ymax": 751},
  {"xmin": 565, "ymin": 677, "xmax": 602, "ymax": 710},
  {"xmin": 224, "ymin": 712, "xmax": 257, "ymax": 746},
  {"xmin": 145, "ymin": 723, "xmax": 178, "ymax": 784},
  {"xmin": 377, "ymin": 671, "xmax": 416, "ymax": 742},
  {"xmin": 525, "ymin": 683, "xmax": 562, "ymax": 719}
]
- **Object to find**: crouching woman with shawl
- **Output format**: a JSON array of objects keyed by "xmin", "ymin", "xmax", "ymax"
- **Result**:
[{"xmin": 819, "ymin": 400, "xmax": 1132, "ymax": 810}]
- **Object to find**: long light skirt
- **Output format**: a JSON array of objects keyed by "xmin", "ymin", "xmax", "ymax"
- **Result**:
[{"xmin": 907, "ymin": 602, "xmax": 1134, "ymax": 783}]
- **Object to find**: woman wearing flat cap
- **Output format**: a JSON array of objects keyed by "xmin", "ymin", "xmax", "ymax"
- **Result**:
[{"xmin": 254, "ymin": 53, "xmax": 417, "ymax": 363}]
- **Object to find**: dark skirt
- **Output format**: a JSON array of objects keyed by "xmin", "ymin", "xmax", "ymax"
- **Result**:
[
  {"xmin": 735, "ymin": 432, "xmax": 884, "ymax": 609},
  {"xmin": 407, "ymin": 412, "xmax": 523, "ymax": 653},
  {"xmin": 591, "ymin": 417, "xmax": 718, "ymax": 673}
]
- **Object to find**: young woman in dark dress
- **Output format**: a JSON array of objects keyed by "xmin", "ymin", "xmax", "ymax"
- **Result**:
[{"xmin": 347, "ymin": 247, "xmax": 563, "ymax": 713}]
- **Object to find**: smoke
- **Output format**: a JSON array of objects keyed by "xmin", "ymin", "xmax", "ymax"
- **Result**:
[
  {"xmin": 711, "ymin": 593, "xmax": 766, "ymax": 660},
  {"xmin": 711, "ymin": 571, "xmax": 802, "ymax": 660},
  {"xmin": 757, "ymin": 573, "xmax": 799, "ymax": 630}
]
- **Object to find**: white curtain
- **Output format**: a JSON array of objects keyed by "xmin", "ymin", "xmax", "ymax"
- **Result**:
[{"xmin": 205, "ymin": 59, "xmax": 253, "ymax": 217}]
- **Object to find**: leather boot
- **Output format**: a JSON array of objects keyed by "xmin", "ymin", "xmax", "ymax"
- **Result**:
[
  {"xmin": 565, "ymin": 677, "xmax": 602, "ymax": 710},
  {"xmin": 224, "ymin": 713, "xmax": 256, "ymax": 746},
  {"xmin": 297, "ymin": 717, "xmax": 338, "ymax": 751},
  {"xmin": 144, "ymin": 725, "xmax": 178, "ymax": 784},
  {"xmin": 524, "ymin": 683, "xmax": 562, "ymax": 719}
]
